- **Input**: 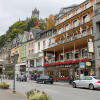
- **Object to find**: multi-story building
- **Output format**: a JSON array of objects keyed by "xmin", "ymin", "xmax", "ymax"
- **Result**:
[
  {"xmin": 43, "ymin": 0, "xmax": 96, "ymax": 81},
  {"xmin": 10, "ymin": 34, "xmax": 22, "ymax": 75},
  {"xmin": 32, "ymin": 28, "xmax": 56, "ymax": 74},
  {"xmin": 26, "ymin": 28, "xmax": 41, "ymax": 74},
  {"xmin": 0, "ymin": 43, "xmax": 11, "ymax": 72},
  {"xmin": 18, "ymin": 31, "xmax": 29, "ymax": 75},
  {"xmin": 93, "ymin": 0, "xmax": 100, "ymax": 77}
]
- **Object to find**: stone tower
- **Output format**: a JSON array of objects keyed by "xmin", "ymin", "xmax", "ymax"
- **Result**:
[{"xmin": 32, "ymin": 8, "xmax": 39, "ymax": 19}]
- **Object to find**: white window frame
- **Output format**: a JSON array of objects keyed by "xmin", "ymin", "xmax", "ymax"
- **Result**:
[
  {"xmin": 82, "ymin": 13, "xmax": 88, "ymax": 24},
  {"xmin": 81, "ymin": 48, "xmax": 88, "ymax": 58},
  {"xmin": 66, "ymin": 52, "xmax": 72, "ymax": 60},
  {"xmin": 74, "ymin": 50, "xmax": 79, "ymax": 59}
]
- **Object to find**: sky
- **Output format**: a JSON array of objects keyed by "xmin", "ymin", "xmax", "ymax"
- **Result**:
[{"xmin": 0, "ymin": 0, "xmax": 84, "ymax": 35}]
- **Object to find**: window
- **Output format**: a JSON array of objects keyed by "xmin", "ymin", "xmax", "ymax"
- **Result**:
[
  {"xmin": 75, "ymin": 50, "xmax": 79, "ymax": 59},
  {"xmin": 32, "ymin": 49, "xmax": 34, "ymax": 53},
  {"xmin": 82, "ymin": 28, "xmax": 87, "ymax": 35},
  {"xmin": 49, "ymin": 38, "xmax": 51, "ymax": 45},
  {"xmin": 98, "ymin": 23, "xmax": 100, "ymax": 32},
  {"xmin": 66, "ymin": 52, "xmax": 71, "ymax": 60},
  {"xmin": 60, "ymin": 69, "xmax": 68, "ymax": 77},
  {"xmin": 82, "ymin": 48, "xmax": 88, "ymax": 58},
  {"xmin": 66, "ymin": 33, "xmax": 70, "ymax": 40},
  {"xmin": 65, "ymin": 24, "xmax": 69, "ymax": 31},
  {"xmin": 36, "ymin": 59, "xmax": 42, "ymax": 67},
  {"xmin": 73, "ymin": 19, "xmax": 77, "ymax": 27},
  {"xmin": 97, "ymin": 46, "xmax": 100, "ymax": 58},
  {"xmin": 32, "ymin": 42, "xmax": 34, "ymax": 47},
  {"xmin": 85, "ymin": 2, "xmax": 89, "ymax": 9},
  {"xmin": 60, "ymin": 54, "xmax": 64, "ymax": 61},
  {"xmin": 83, "ymin": 14, "xmax": 87, "ymax": 23},
  {"xmin": 80, "ymin": 76, "xmax": 86, "ymax": 80},
  {"xmin": 38, "ymin": 42, "xmax": 40, "ymax": 50},
  {"xmin": 73, "ymin": 33, "xmax": 78, "ymax": 38},
  {"xmin": 85, "ymin": 76, "xmax": 92, "ymax": 80},
  {"xmin": 43, "ymin": 40, "xmax": 46, "ymax": 48},
  {"xmin": 30, "ymin": 60, "xmax": 34, "ymax": 67}
]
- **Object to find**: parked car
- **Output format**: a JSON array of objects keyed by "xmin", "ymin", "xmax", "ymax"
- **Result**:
[
  {"xmin": 16, "ymin": 75, "xmax": 27, "ymax": 82},
  {"xmin": 72, "ymin": 76, "xmax": 100, "ymax": 90},
  {"xmin": 36, "ymin": 75, "xmax": 54, "ymax": 84}
]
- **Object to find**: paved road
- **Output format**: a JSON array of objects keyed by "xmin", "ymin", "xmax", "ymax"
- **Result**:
[{"xmin": 5, "ymin": 80, "xmax": 100, "ymax": 100}]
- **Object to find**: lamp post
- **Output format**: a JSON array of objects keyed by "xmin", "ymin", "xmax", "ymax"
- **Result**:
[{"xmin": 11, "ymin": 52, "xmax": 19, "ymax": 94}]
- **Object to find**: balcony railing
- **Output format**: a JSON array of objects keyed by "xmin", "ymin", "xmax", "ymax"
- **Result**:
[{"xmin": 45, "ymin": 33, "xmax": 92, "ymax": 50}]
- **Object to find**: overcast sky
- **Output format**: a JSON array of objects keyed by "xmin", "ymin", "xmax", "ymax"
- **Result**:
[{"xmin": 0, "ymin": 0, "xmax": 84, "ymax": 35}]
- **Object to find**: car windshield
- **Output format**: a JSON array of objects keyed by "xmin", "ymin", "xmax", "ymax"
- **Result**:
[
  {"xmin": 40, "ymin": 75, "xmax": 49, "ymax": 79},
  {"xmin": 93, "ymin": 76, "xmax": 100, "ymax": 80}
]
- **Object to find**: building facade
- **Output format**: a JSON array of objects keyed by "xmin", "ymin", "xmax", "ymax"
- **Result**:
[
  {"xmin": 93, "ymin": 0, "xmax": 100, "ymax": 77},
  {"xmin": 26, "ymin": 28, "xmax": 41, "ymax": 74},
  {"xmin": 33, "ymin": 28, "xmax": 56, "ymax": 74},
  {"xmin": 43, "ymin": 0, "xmax": 96, "ymax": 81},
  {"xmin": 10, "ymin": 34, "xmax": 23, "ymax": 75}
]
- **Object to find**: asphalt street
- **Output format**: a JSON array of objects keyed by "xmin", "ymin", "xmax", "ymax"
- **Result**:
[{"xmin": 5, "ymin": 80, "xmax": 100, "ymax": 100}]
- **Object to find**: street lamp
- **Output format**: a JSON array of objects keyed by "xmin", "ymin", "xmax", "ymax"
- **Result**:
[{"xmin": 11, "ymin": 52, "xmax": 19, "ymax": 94}]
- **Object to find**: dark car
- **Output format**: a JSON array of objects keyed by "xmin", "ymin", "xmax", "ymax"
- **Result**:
[
  {"xmin": 36, "ymin": 75, "xmax": 54, "ymax": 84},
  {"xmin": 16, "ymin": 75, "xmax": 27, "ymax": 82}
]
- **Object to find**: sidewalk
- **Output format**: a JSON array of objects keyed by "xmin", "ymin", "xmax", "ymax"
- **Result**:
[{"xmin": 0, "ymin": 89, "xmax": 27, "ymax": 100}]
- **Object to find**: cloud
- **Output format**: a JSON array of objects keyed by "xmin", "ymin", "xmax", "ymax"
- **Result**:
[{"xmin": 0, "ymin": 0, "xmax": 84, "ymax": 35}]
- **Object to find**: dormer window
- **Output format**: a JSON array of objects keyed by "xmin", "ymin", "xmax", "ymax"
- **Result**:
[{"xmin": 85, "ymin": 1, "xmax": 89, "ymax": 9}]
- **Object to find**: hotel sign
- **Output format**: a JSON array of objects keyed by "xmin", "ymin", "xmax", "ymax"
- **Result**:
[
  {"xmin": 88, "ymin": 39, "xmax": 94, "ymax": 53},
  {"xmin": 86, "ymin": 62, "xmax": 91, "ymax": 66}
]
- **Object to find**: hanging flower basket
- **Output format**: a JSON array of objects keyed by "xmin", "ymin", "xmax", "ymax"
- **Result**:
[
  {"xmin": 73, "ymin": 59, "xmax": 81, "ymax": 63},
  {"xmin": 81, "ymin": 58, "xmax": 91, "ymax": 62}
]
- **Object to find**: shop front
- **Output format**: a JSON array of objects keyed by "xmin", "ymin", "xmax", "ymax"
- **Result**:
[{"xmin": 44, "ymin": 59, "xmax": 95, "ymax": 81}]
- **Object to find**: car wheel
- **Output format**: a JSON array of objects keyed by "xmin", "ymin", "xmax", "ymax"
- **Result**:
[
  {"xmin": 50, "ymin": 82, "xmax": 53, "ymax": 84},
  {"xmin": 89, "ymin": 84, "xmax": 94, "ymax": 90},
  {"xmin": 43, "ymin": 81, "xmax": 46, "ymax": 84},
  {"xmin": 73, "ymin": 82, "xmax": 76, "ymax": 88}
]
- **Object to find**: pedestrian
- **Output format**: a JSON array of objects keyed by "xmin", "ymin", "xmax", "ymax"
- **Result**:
[{"xmin": 69, "ymin": 75, "xmax": 74, "ymax": 84}]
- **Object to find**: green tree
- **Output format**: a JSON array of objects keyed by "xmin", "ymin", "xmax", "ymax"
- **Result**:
[
  {"xmin": 0, "ymin": 34, "xmax": 6, "ymax": 48},
  {"xmin": 6, "ymin": 21, "xmax": 27, "ymax": 43},
  {"xmin": 27, "ymin": 17, "xmax": 38, "ymax": 31}
]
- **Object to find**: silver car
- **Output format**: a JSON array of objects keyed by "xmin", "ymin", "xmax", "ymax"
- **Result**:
[{"xmin": 72, "ymin": 76, "xmax": 100, "ymax": 90}]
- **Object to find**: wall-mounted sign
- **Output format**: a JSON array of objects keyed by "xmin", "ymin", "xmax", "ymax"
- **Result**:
[
  {"xmin": 79, "ymin": 62, "xmax": 85, "ymax": 68},
  {"xmin": 88, "ymin": 39, "xmax": 94, "ymax": 53},
  {"xmin": 86, "ymin": 62, "xmax": 91, "ymax": 66}
]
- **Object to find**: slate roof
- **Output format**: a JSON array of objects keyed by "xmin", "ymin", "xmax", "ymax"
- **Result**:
[{"xmin": 30, "ymin": 28, "xmax": 42, "ymax": 40}]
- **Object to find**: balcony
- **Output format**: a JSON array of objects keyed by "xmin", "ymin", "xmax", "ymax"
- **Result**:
[
  {"xmin": 55, "ymin": 3, "xmax": 92, "ymax": 26},
  {"xmin": 45, "ymin": 33, "xmax": 92, "ymax": 50},
  {"xmin": 55, "ymin": 18, "xmax": 92, "ymax": 38}
]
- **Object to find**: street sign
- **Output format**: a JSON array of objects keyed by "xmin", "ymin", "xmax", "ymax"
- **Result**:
[{"xmin": 79, "ymin": 62, "xmax": 85, "ymax": 68}]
